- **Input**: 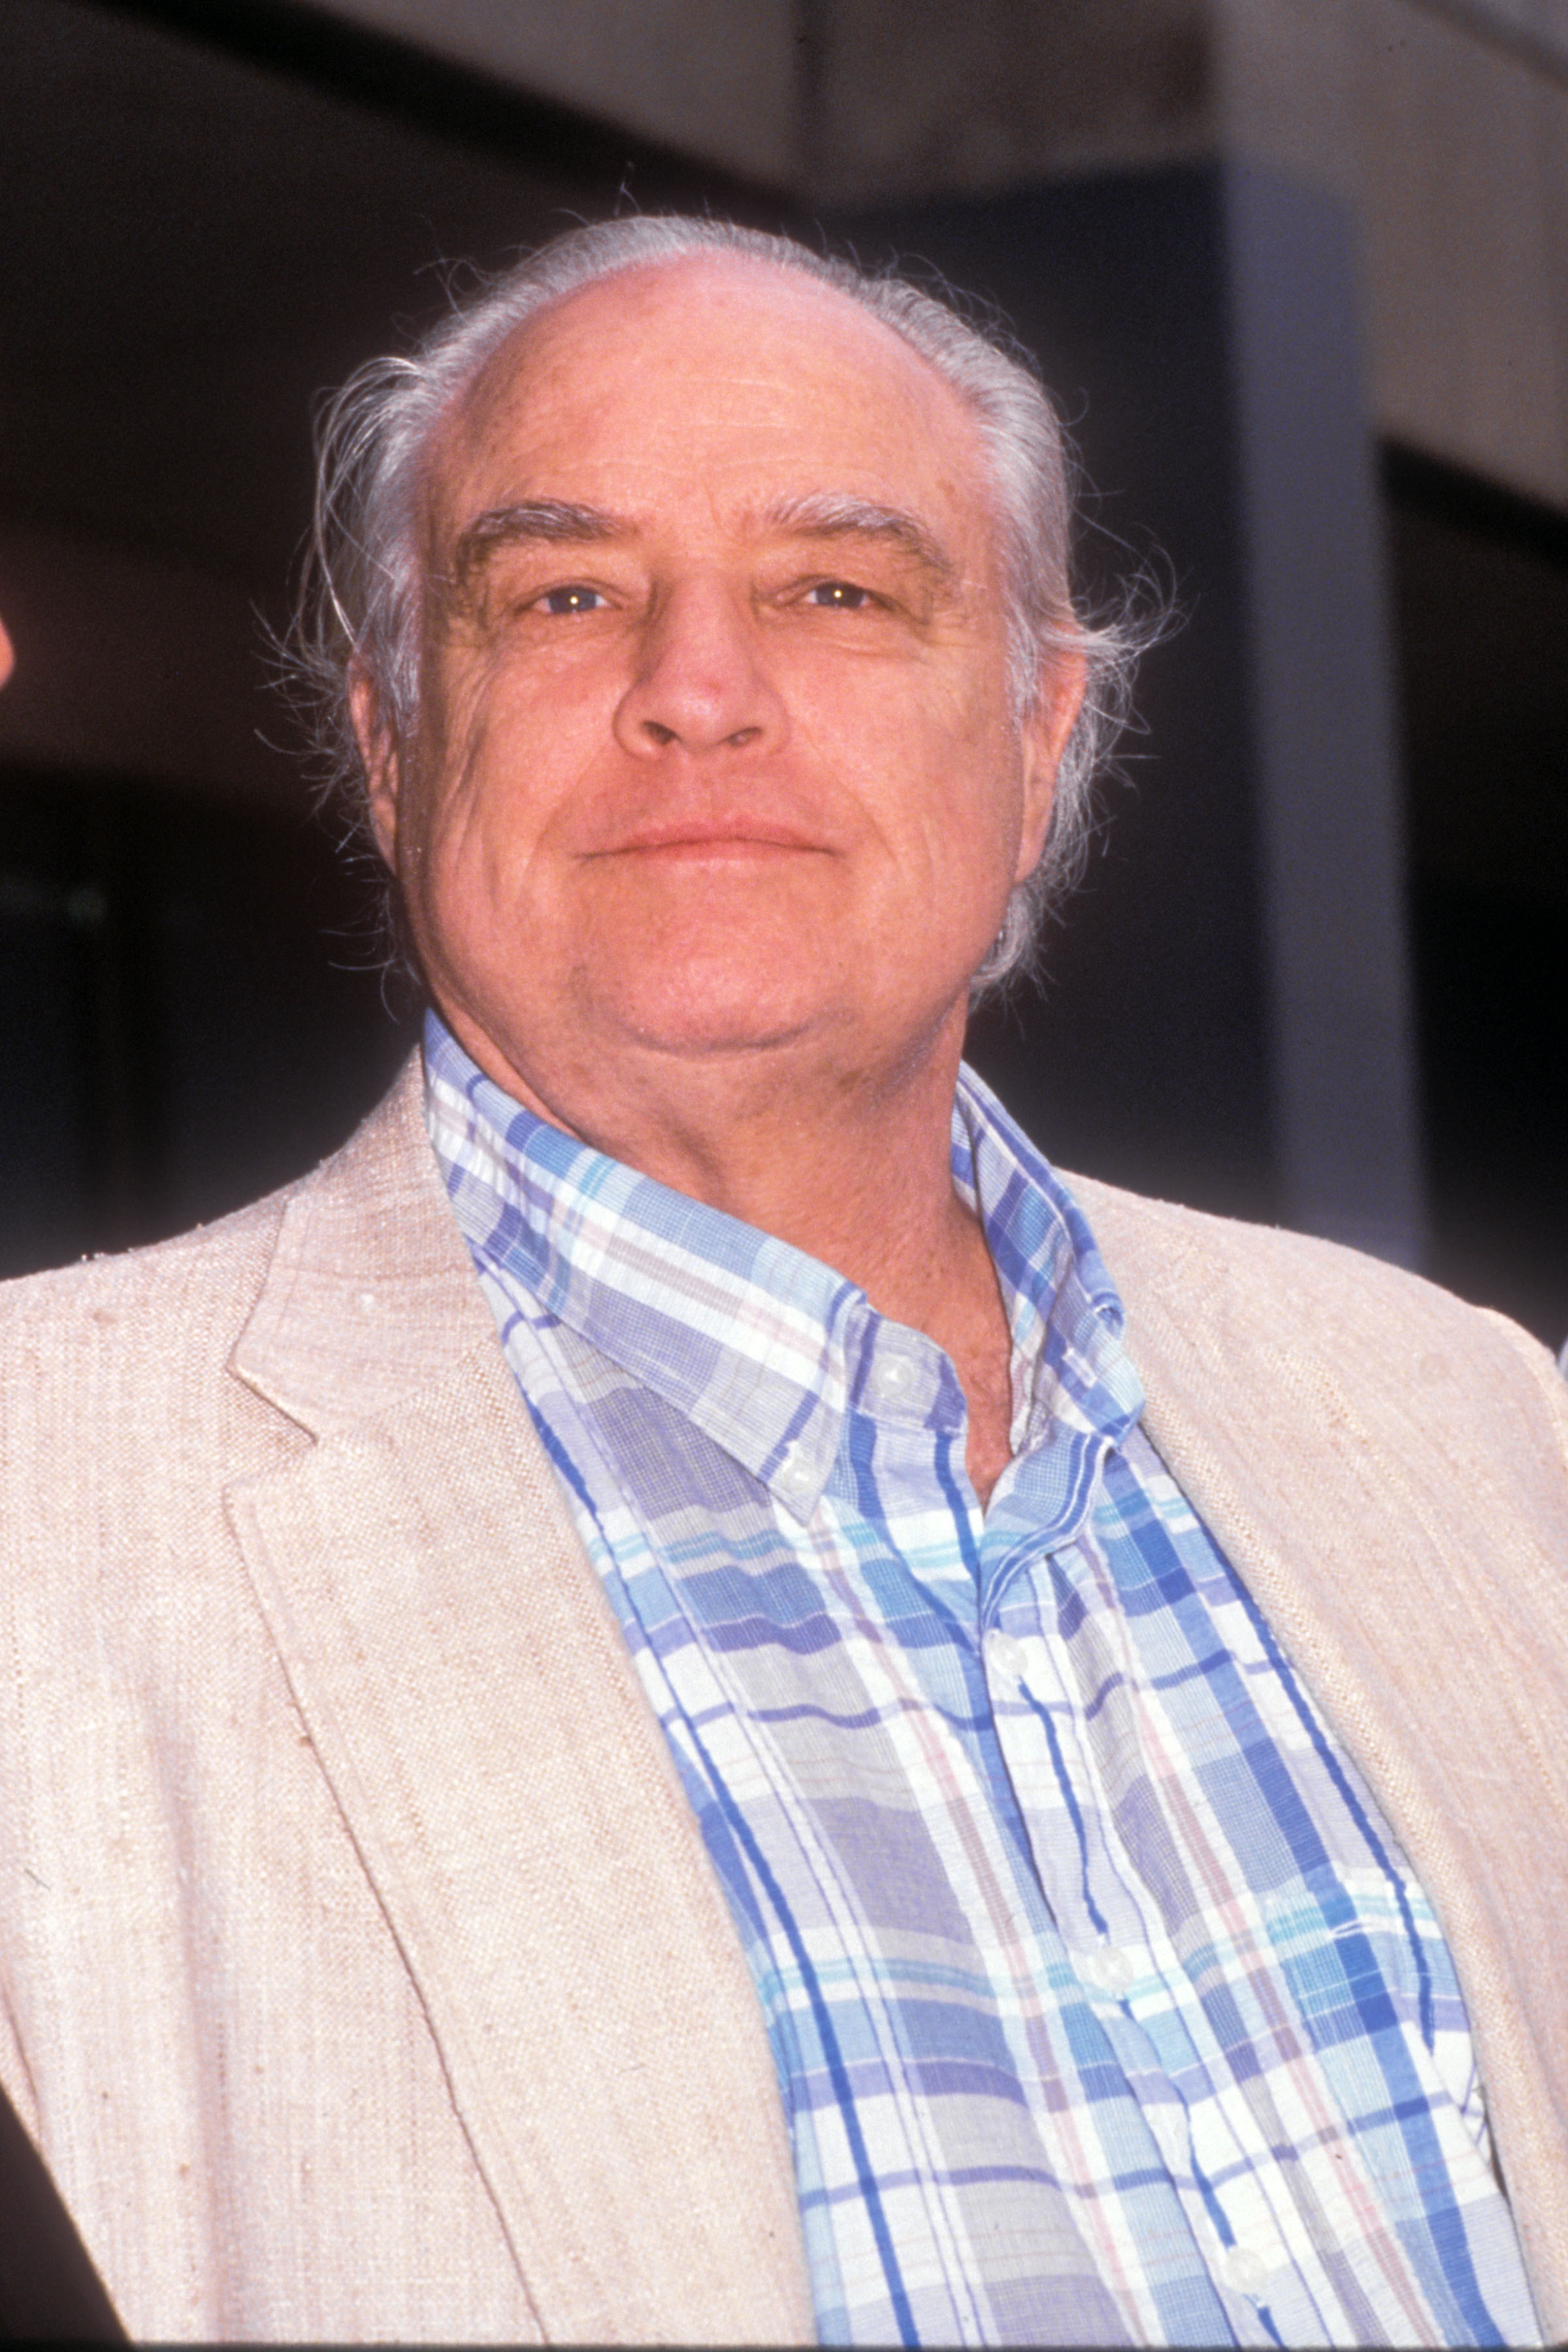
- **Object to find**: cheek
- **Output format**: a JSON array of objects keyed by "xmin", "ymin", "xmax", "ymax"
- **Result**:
[
  {"xmin": 878, "ymin": 694, "xmax": 1026, "ymax": 883},
  {"xmin": 913, "ymin": 738, "xmax": 1030, "ymax": 955},
  {"xmin": 788, "ymin": 642, "xmax": 1011, "ymax": 791},
  {"xmin": 407, "ymin": 657, "xmax": 591, "ymax": 906}
]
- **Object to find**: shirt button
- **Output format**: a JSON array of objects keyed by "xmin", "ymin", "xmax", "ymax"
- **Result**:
[
  {"xmin": 777, "ymin": 1448, "xmax": 814, "ymax": 1501},
  {"xmin": 871, "ymin": 1352, "xmax": 916, "ymax": 1405},
  {"xmin": 1079, "ymin": 1943, "xmax": 1135, "ymax": 1996},
  {"xmin": 1219, "ymin": 2246, "xmax": 1271, "ymax": 2299},
  {"xmin": 983, "ymin": 1629, "xmax": 1026, "ymax": 1684}
]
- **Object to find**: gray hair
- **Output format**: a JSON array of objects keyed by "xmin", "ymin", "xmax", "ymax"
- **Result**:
[{"xmin": 291, "ymin": 214, "xmax": 1145, "ymax": 990}]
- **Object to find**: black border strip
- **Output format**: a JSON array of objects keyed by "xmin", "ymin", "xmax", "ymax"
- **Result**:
[
  {"xmin": 1383, "ymin": 442, "xmax": 1568, "ymax": 570},
  {"xmin": 80, "ymin": 0, "xmax": 790, "ymax": 204}
]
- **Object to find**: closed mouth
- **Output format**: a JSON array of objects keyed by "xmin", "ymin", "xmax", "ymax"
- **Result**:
[{"xmin": 593, "ymin": 821, "xmax": 827, "ymax": 859}]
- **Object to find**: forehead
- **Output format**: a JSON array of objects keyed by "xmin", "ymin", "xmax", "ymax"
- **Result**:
[{"xmin": 427, "ymin": 254, "xmax": 996, "ymax": 553}]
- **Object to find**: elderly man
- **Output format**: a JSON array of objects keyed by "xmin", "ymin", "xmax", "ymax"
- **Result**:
[{"xmin": 2, "ymin": 217, "xmax": 1566, "ymax": 2347}]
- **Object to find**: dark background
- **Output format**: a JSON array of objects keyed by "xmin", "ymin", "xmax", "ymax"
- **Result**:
[{"xmin": 1, "ymin": 0, "xmax": 1563, "ymax": 1345}]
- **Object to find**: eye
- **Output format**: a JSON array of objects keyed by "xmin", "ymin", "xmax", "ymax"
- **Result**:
[
  {"xmin": 536, "ymin": 584, "xmax": 606, "ymax": 615},
  {"xmin": 806, "ymin": 580, "xmax": 874, "ymax": 610}
]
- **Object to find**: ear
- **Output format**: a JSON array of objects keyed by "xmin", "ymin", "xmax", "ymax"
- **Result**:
[
  {"xmin": 350, "ymin": 666, "xmax": 402, "ymax": 870},
  {"xmin": 1015, "ymin": 643, "xmax": 1087, "ymax": 883}
]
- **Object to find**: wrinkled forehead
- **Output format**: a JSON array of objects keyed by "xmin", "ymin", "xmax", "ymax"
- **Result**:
[{"xmin": 422, "ymin": 253, "xmax": 1002, "ymax": 564}]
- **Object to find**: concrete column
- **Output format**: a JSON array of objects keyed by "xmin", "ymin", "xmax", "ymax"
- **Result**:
[{"xmin": 1222, "ymin": 163, "xmax": 1424, "ymax": 1262}]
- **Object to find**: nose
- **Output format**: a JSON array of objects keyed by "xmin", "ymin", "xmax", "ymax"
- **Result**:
[{"xmin": 612, "ymin": 578, "xmax": 786, "ymax": 759}]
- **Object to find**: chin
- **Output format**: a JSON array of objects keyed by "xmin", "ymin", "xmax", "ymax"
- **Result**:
[
  {"xmin": 621, "ymin": 1000, "xmax": 832, "ymax": 1060},
  {"xmin": 592, "ymin": 954, "xmax": 843, "ymax": 1059}
]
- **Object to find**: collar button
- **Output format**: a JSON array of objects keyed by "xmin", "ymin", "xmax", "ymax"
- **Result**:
[
  {"xmin": 871, "ymin": 1352, "xmax": 917, "ymax": 1405},
  {"xmin": 777, "ymin": 1448, "xmax": 815, "ymax": 1500}
]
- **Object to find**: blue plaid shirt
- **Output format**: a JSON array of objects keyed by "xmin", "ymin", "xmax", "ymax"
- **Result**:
[{"xmin": 425, "ymin": 1011, "xmax": 1539, "ymax": 2349}]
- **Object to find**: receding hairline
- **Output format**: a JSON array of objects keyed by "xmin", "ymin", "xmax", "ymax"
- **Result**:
[
  {"xmin": 463, "ymin": 242, "xmax": 980, "ymax": 401},
  {"xmin": 420, "ymin": 247, "xmax": 1005, "ymax": 578}
]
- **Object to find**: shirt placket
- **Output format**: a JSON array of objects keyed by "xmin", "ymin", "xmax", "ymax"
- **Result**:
[{"xmin": 978, "ymin": 1503, "xmax": 1302, "ymax": 2341}]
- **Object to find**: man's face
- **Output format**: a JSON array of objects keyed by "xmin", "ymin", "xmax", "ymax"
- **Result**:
[{"xmin": 366, "ymin": 255, "xmax": 1079, "ymax": 1130}]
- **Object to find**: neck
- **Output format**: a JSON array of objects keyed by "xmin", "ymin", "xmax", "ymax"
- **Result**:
[
  {"xmin": 466, "ymin": 1001, "xmax": 973, "ymax": 1317},
  {"xmin": 442, "ymin": 996, "xmax": 1021, "ymax": 1503}
]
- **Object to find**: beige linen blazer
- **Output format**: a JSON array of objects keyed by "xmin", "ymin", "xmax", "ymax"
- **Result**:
[{"xmin": 1, "ymin": 1054, "xmax": 1566, "ymax": 2344}]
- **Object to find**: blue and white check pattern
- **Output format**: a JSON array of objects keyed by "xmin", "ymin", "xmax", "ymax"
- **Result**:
[{"xmin": 426, "ymin": 1011, "xmax": 1539, "ymax": 2348}]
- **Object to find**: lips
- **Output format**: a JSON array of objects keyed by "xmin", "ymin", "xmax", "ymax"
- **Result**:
[{"xmin": 587, "ymin": 817, "xmax": 828, "ymax": 858}]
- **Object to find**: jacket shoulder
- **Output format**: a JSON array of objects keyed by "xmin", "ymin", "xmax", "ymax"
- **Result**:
[
  {"xmin": 1061, "ymin": 1168, "xmax": 1568, "ymax": 1456},
  {"xmin": 0, "ymin": 1180, "xmax": 314, "ymax": 1532},
  {"xmin": 0, "ymin": 1179, "xmax": 293, "ymax": 1347}
]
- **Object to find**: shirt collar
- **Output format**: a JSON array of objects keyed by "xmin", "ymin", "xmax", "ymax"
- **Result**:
[{"xmin": 423, "ymin": 1009, "xmax": 1142, "ymax": 1514}]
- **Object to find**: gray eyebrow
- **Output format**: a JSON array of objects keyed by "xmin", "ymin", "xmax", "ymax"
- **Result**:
[
  {"xmin": 448, "ymin": 499, "xmax": 628, "ymax": 594},
  {"xmin": 763, "ymin": 493, "xmax": 956, "ymax": 580},
  {"xmin": 445, "ymin": 491, "xmax": 956, "ymax": 600}
]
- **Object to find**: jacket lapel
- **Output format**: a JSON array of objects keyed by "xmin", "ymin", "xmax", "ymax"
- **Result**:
[
  {"xmin": 225, "ymin": 1060, "xmax": 812, "ymax": 2346},
  {"xmin": 1070, "ymin": 1170, "xmax": 1568, "ymax": 2338}
]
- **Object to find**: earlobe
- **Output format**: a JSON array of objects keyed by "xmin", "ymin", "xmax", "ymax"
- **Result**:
[
  {"xmin": 1017, "ymin": 711, "xmax": 1057, "ymax": 879},
  {"xmin": 1016, "ymin": 645, "xmax": 1087, "ymax": 880},
  {"xmin": 350, "ymin": 670, "xmax": 401, "ymax": 870},
  {"xmin": 366, "ymin": 767, "xmax": 400, "ymax": 871}
]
